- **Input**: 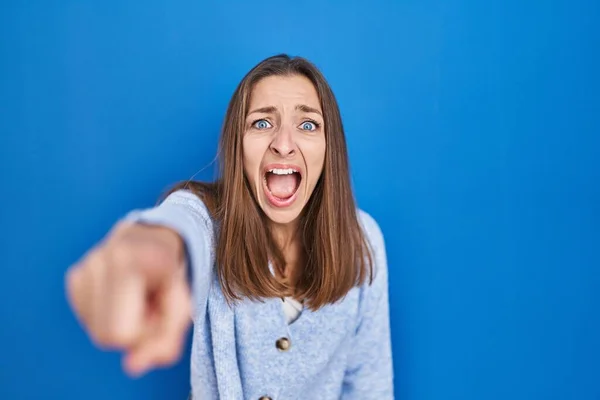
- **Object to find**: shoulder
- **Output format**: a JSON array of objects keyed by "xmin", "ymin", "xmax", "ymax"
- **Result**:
[
  {"xmin": 161, "ymin": 188, "xmax": 208, "ymax": 210},
  {"xmin": 161, "ymin": 189, "xmax": 214, "ymax": 226},
  {"xmin": 357, "ymin": 209, "xmax": 384, "ymax": 249},
  {"xmin": 352, "ymin": 208, "xmax": 390, "ymax": 320},
  {"xmin": 356, "ymin": 209, "xmax": 387, "ymax": 273},
  {"xmin": 357, "ymin": 209, "xmax": 385, "ymax": 264},
  {"xmin": 152, "ymin": 189, "xmax": 218, "ymax": 249}
]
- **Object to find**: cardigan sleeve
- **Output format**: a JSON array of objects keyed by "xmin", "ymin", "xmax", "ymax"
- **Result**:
[
  {"xmin": 123, "ymin": 189, "xmax": 215, "ymax": 327},
  {"xmin": 341, "ymin": 210, "xmax": 394, "ymax": 399}
]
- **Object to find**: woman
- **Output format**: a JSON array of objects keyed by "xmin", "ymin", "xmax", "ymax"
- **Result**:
[{"xmin": 66, "ymin": 54, "xmax": 393, "ymax": 399}]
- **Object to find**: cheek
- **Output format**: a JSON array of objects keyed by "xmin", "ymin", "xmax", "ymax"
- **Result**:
[
  {"xmin": 305, "ymin": 137, "xmax": 326, "ymax": 182},
  {"xmin": 241, "ymin": 139, "xmax": 254, "ymax": 180},
  {"xmin": 242, "ymin": 137, "xmax": 263, "ymax": 183}
]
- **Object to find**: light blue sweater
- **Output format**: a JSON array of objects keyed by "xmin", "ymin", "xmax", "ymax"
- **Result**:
[{"xmin": 126, "ymin": 190, "xmax": 394, "ymax": 399}]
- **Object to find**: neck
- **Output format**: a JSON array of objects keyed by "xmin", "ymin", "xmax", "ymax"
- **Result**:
[
  {"xmin": 270, "ymin": 220, "xmax": 300, "ymax": 252},
  {"xmin": 270, "ymin": 220, "xmax": 303, "ymax": 293}
]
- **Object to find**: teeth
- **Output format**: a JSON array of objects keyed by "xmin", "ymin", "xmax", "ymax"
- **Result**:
[{"xmin": 268, "ymin": 168, "xmax": 297, "ymax": 175}]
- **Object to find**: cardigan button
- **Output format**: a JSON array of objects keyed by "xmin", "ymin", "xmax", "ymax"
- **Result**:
[
  {"xmin": 258, "ymin": 397, "xmax": 272, "ymax": 400},
  {"xmin": 276, "ymin": 337, "xmax": 291, "ymax": 351}
]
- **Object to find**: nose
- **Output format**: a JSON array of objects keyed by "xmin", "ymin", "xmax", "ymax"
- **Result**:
[{"xmin": 269, "ymin": 126, "xmax": 296, "ymax": 158}]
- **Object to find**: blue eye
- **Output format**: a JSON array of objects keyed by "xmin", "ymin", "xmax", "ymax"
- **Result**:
[
  {"xmin": 253, "ymin": 119, "xmax": 272, "ymax": 129},
  {"xmin": 300, "ymin": 121, "xmax": 317, "ymax": 131}
]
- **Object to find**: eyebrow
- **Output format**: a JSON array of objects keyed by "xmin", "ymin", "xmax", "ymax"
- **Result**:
[
  {"xmin": 247, "ymin": 106, "xmax": 277, "ymax": 116},
  {"xmin": 247, "ymin": 104, "xmax": 323, "ymax": 117},
  {"xmin": 295, "ymin": 104, "xmax": 322, "ymax": 116}
]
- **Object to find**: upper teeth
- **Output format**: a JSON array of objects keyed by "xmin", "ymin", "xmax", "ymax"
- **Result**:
[{"xmin": 269, "ymin": 168, "xmax": 297, "ymax": 175}]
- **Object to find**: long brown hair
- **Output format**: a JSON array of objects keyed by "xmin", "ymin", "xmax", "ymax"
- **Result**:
[{"xmin": 168, "ymin": 54, "xmax": 373, "ymax": 310}]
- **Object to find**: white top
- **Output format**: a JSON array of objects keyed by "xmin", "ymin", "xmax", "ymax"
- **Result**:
[{"xmin": 282, "ymin": 297, "xmax": 303, "ymax": 324}]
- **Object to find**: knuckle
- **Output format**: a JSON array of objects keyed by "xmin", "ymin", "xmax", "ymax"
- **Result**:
[
  {"xmin": 89, "ymin": 328, "xmax": 111, "ymax": 348},
  {"xmin": 65, "ymin": 267, "xmax": 90, "ymax": 317},
  {"xmin": 92, "ymin": 325, "xmax": 133, "ymax": 349},
  {"xmin": 107, "ymin": 228, "xmax": 178, "ymax": 271},
  {"xmin": 86, "ymin": 249, "xmax": 105, "ymax": 266},
  {"xmin": 65, "ymin": 267, "xmax": 80, "ymax": 296},
  {"xmin": 108, "ymin": 241, "xmax": 136, "ymax": 270},
  {"xmin": 155, "ymin": 342, "xmax": 182, "ymax": 366},
  {"xmin": 140, "ymin": 243, "xmax": 175, "ymax": 268}
]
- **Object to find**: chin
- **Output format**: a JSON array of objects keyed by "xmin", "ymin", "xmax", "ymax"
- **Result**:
[{"xmin": 261, "ymin": 207, "xmax": 303, "ymax": 225}]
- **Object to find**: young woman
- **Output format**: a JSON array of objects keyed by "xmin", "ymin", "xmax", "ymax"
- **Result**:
[{"xmin": 66, "ymin": 54, "xmax": 393, "ymax": 399}]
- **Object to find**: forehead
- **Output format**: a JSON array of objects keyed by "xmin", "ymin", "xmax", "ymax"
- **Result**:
[{"xmin": 249, "ymin": 74, "xmax": 321, "ymax": 109}]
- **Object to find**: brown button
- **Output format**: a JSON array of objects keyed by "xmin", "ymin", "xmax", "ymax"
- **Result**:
[
  {"xmin": 276, "ymin": 337, "xmax": 291, "ymax": 351},
  {"xmin": 258, "ymin": 397, "xmax": 272, "ymax": 400}
]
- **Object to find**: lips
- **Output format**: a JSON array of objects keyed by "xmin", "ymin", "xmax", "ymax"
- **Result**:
[{"xmin": 262, "ymin": 163, "xmax": 303, "ymax": 208}]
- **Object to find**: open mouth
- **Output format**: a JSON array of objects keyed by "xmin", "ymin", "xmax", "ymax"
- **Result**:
[{"xmin": 263, "ymin": 166, "xmax": 302, "ymax": 207}]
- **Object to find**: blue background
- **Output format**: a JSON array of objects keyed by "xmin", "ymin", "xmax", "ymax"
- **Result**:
[{"xmin": 1, "ymin": 1, "xmax": 598, "ymax": 399}]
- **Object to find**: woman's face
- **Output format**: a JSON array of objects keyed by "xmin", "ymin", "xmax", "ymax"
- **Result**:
[{"xmin": 243, "ymin": 74, "xmax": 326, "ymax": 226}]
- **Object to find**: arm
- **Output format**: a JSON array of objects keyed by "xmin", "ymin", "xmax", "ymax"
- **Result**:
[
  {"xmin": 124, "ymin": 189, "xmax": 215, "ymax": 326},
  {"xmin": 341, "ymin": 211, "xmax": 394, "ymax": 399}
]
